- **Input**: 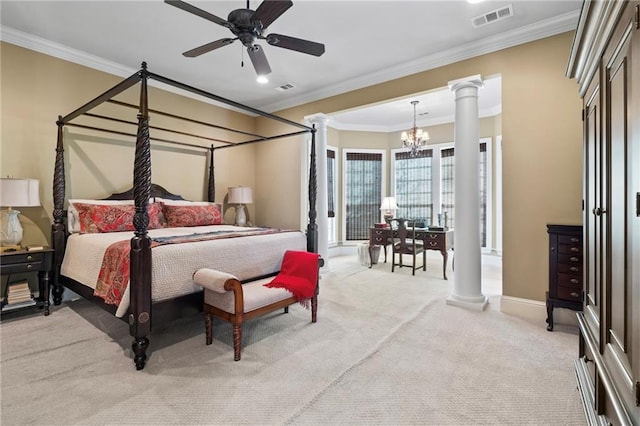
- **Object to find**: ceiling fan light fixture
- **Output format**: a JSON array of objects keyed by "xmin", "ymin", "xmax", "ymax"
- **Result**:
[{"xmin": 256, "ymin": 75, "xmax": 269, "ymax": 84}]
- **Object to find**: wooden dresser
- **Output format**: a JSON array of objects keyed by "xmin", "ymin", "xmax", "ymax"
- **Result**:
[{"xmin": 545, "ymin": 224, "xmax": 582, "ymax": 332}]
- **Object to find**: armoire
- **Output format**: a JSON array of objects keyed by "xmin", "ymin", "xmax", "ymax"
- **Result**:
[{"xmin": 567, "ymin": 1, "xmax": 639, "ymax": 425}]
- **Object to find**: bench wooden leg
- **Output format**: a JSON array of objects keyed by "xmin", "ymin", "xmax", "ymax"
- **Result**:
[
  {"xmin": 284, "ymin": 306, "xmax": 289, "ymax": 314},
  {"xmin": 233, "ymin": 324, "xmax": 242, "ymax": 361},
  {"xmin": 311, "ymin": 295, "xmax": 318, "ymax": 323},
  {"xmin": 205, "ymin": 313, "xmax": 213, "ymax": 345}
]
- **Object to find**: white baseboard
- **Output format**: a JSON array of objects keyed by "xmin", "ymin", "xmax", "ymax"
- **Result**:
[{"xmin": 500, "ymin": 295, "xmax": 578, "ymax": 328}]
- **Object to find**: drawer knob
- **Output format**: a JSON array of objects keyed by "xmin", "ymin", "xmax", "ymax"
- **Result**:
[
  {"xmin": 429, "ymin": 234, "xmax": 437, "ymax": 239},
  {"xmin": 570, "ymin": 238, "xmax": 579, "ymax": 243},
  {"xmin": 570, "ymin": 247, "xmax": 579, "ymax": 252},
  {"xmin": 571, "ymin": 278, "xmax": 579, "ymax": 284},
  {"xmin": 429, "ymin": 241, "xmax": 438, "ymax": 247},
  {"xmin": 27, "ymin": 264, "xmax": 33, "ymax": 269},
  {"xmin": 570, "ymin": 256, "xmax": 579, "ymax": 262},
  {"xmin": 570, "ymin": 267, "xmax": 579, "ymax": 272},
  {"xmin": 26, "ymin": 255, "xmax": 33, "ymax": 261},
  {"xmin": 571, "ymin": 292, "xmax": 579, "ymax": 298}
]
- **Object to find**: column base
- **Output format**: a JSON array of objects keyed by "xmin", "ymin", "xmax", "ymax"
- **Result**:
[{"xmin": 446, "ymin": 294, "xmax": 489, "ymax": 311}]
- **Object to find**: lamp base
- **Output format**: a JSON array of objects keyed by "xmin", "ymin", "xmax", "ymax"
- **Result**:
[
  {"xmin": 235, "ymin": 204, "xmax": 247, "ymax": 227},
  {"xmin": 1, "ymin": 209, "xmax": 23, "ymax": 246}
]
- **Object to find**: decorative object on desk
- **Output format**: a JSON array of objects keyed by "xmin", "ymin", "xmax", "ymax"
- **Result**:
[
  {"xmin": 380, "ymin": 197, "xmax": 398, "ymax": 222},
  {"xmin": 228, "ymin": 186, "xmax": 253, "ymax": 227},
  {"xmin": 400, "ymin": 100, "xmax": 429, "ymax": 157},
  {"xmin": 0, "ymin": 177, "xmax": 40, "ymax": 248},
  {"xmin": 443, "ymin": 211, "xmax": 449, "ymax": 229},
  {"xmin": 26, "ymin": 245, "xmax": 45, "ymax": 251},
  {"xmin": 374, "ymin": 223, "xmax": 388, "ymax": 229}
]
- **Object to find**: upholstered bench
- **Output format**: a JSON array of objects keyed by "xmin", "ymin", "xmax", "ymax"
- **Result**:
[{"xmin": 193, "ymin": 251, "xmax": 320, "ymax": 361}]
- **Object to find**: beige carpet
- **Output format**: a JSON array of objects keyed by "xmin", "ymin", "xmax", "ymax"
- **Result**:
[{"xmin": 0, "ymin": 253, "xmax": 585, "ymax": 425}]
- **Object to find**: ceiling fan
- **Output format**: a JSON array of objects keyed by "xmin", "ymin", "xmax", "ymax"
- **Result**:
[{"xmin": 165, "ymin": 0, "xmax": 325, "ymax": 77}]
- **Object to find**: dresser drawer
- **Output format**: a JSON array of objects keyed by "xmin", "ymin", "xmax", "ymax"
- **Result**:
[
  {"xmin": 558, "ymin": 243, "xmax": 582, "ymax": 255},
  {"xmin": 558, "ymin": 235, "xmax": 582, "ymax": 245},
  {"xmin": 558, "ymin": 254, "xmax": 582, "ymax": 265},
  {"xmin": 558, "ymin": 272, "xmax": 582, "ymax": 288},
  {"xmin": 558, "ymin": 263, "xmax": 582, "ymax": 274},
  {"xmin": 557, "ymin": 286, "xmax": 582, "ymax": 302}
]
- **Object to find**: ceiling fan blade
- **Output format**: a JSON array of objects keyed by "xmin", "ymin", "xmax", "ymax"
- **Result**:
[
  {"xmin": 164, "ymin": 0, "xmax": 231, "ymax": 28},
  {"xmin": 251, "ymin": 0, "xmax": 293, "ymax": 30},
  {"xmin": 247, "ymin": 44, "xmax": 272, "ymax": 76},
  {"xmin": 266, "ymin": 33, "xmax": 325, "ymax": 57},
  {"xmin": 183, "ymin": 38, "xmax": 235, "ymax": 58}
]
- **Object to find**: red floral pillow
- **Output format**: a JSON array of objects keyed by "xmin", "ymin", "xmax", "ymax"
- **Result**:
[
  {"xmin": 162, "ymin": 204, "xmax": 222, "ymax": 227},
  {"xmin": 75, "ymin": 202, "xmax": 164, "ymax": 233}
]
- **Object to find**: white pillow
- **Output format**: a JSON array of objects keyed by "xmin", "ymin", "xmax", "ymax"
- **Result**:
[{"xmin": 67, "ymin": 199, "xmax": 133, "ymax": 233}]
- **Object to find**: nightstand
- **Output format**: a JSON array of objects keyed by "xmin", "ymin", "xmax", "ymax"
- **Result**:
[{"xmin": 1, "ymin": 248, "xmax": 54, "ymax": 316}]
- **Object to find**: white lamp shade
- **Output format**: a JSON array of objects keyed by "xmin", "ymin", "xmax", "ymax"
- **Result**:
[
  {"xmin": 228, "ymin": 186, "xmax": 253, "ymax": 205},
  {"xmin": 380, "ymin": 196, "xmax": 398, "ymax": 210},
  {"xmin": 0, "ymin": 178, "xmax": 40, "ymax": 207}
]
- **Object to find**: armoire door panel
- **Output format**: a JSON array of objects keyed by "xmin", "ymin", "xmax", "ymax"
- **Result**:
[{"xmin": 602, "ymin": 5, "xmax": 637, "ymax": 419}]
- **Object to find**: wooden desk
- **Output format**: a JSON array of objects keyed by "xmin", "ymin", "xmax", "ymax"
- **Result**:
[{"xmin": 369, "ymin": 227, "xmax": 453, "ymax": 279}]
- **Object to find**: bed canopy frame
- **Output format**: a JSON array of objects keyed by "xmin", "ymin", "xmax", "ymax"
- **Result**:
[{"xmin": 51, "ymin": 62, "xmax": 318, "ymax": 369}]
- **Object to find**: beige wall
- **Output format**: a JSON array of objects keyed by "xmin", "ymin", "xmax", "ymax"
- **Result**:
[
  {"xmin": 257, "ymin": 32, "xmax": 583, "ymax": 302},
  {"xmin": 1, "ymin": 42, "xmax": 257, "ymax": 241},
  {"xmin": 1, "ymin": 31, "xmax": 582, "ymax": 304}
]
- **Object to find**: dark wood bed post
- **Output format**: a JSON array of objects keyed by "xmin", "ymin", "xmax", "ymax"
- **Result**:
[
  {"xmin": 129, "ymin": 62, "xmax": 153, "ymax": 370},
  {"xmin": 307, "ymin": 126, "xmax": 318, "ymax": 254},
  {"xmin": 207, "ymin": 145, "xmax": 215, "ymax": 202},
  {"xmin": 51, "ymin": 117, "xmax": 66, "ymax": 305}
]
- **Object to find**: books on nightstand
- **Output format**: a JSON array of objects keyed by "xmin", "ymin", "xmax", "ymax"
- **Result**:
[{"xmin": 5, "ymin": 281, "xmax": 33, "ymax": 305}]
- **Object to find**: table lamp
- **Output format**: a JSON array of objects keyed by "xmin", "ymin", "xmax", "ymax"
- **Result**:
[
  {"xmin": 0, "ymin": 178, "xmax": 41, "ymax": 248},
  {"xmin": 228, "ymin": 186, "xmax": 253, "ymax": 226},
  {"xmin": 380, "ymin": 196, "xmax": 398, "ymax": 222}
]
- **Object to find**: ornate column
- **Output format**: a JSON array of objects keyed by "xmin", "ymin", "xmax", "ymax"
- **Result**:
[
  {"xmin": 446, "ymin": 75, "xmax": 488, "ymax": 311},
  {"xmin": 306, "ymin": 114, "xmax": 329, "ymax": 269}
]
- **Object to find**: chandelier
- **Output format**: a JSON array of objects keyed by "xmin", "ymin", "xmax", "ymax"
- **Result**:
[{"xmin": 401, "ymin": 100, "xmax": 429, "ymax": 156}]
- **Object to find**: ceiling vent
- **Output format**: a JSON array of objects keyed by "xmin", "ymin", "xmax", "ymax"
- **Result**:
[
  {"xmin": 275, "ymin": 83, "xmax": 295, "ymax": 92},
  {"xmin": 471, "ymin": 4, "xmax": 514, "ymax": 28}
]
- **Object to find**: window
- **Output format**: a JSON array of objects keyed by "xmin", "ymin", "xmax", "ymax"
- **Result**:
[
  {"xmin": 393, "ymin": 149, "xmax": 433, "ymax": 224},
  {"xmin": 343, "ymin": 150, "xmax": 384, "ymax": 240},
  {"xmin": 391, "ymin": 139, "xmax": 491, "ymax": 248}
]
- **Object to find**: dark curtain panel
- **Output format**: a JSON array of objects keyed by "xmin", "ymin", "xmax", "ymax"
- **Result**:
[
  {"xmin": 345, "ymin": 152, "xmax": 382, "ymax": 240},
  {"xmin": 394, "ymin": 149, "xmax": 433, "ymax": 224},
  {"xmin": 327, "ymin": 149, "xmax": 335, "ymax": 218},
  {"xmin": 440, "ymin": 147, "xmax": 455, "ymax": 229}
]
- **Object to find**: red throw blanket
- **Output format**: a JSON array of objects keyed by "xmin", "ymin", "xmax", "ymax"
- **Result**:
[
  {"xmin": 264, "ymin": 250, "xmax": 320, "ymax": 308},
  {"xmin": 94, "ymin": 228, "xmax": 294, "ymax": 306}
]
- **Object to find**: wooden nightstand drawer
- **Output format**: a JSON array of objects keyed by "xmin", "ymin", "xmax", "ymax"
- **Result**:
[
  {"xmin": 1, "ymin": 252, "xmax": 46, "ymax": 265},
  {"xmin": 2, "ymin": 261, "xmax": 44, "ymax": 274},
  {"xmin": 558, "ymin": 235, "xmax": 582, "ymax": 245}
]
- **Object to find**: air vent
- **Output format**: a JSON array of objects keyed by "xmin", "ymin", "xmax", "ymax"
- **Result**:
[
  {"xmin": 275, "ymin": 83, "xmax": 295, "ymax": 92},
  {"xmin": 471, "ymin": 4, "xmax": 514, "ymax": 28}
]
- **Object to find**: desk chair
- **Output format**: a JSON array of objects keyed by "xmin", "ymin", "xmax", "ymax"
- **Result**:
[{"xmin": 389, "ymin": 218, "xmax": 426, "ymax": 275}]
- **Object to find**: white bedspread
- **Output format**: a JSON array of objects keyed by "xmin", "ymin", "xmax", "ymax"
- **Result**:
[{"xmin": 60, "ymin": 225, "xmax": 306, "ymax": 317}]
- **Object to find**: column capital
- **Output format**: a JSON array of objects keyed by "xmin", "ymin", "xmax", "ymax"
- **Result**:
[
  {"xmin": 448, "ymin": 74, "xmax": 484, "ymax": 93},
  {"xmin": 305, "ymin": 113, "xmax": 330, "ymax": 128}
]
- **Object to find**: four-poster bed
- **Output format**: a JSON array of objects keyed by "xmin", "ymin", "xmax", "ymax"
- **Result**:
[{"xmin": 51, "ymin": 62, "xmax": 319, "ymax": 370}]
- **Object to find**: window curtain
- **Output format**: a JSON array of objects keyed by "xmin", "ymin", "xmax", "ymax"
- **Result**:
[
  {"xmin": 394, "ymin": 149, "xmax": 433, "ymax": 224},
  {"xmin": 327, "ymin": 149, "xmax": 335, "ymax": 218},
  {"xmin": 440, "ymin": 148, "xmax": 455, "ymax": 228},
  {"xmin": 345, "ymin": 152, "xmax": 382, "ymax": 240}
]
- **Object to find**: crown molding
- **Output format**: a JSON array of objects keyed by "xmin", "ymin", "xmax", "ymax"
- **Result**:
[{"xmin": 1, "ymin": 8, "xmax": 578, "ymax": 115}]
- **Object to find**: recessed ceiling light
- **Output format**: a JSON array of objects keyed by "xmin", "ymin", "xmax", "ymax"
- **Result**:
[
  {"xmin": 467, "ymin": 0, "xmax": 484, "ymax": 3},
  {"xmin": 256, "ymin": 75, "xmax": 269, "ymax": 84}
]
